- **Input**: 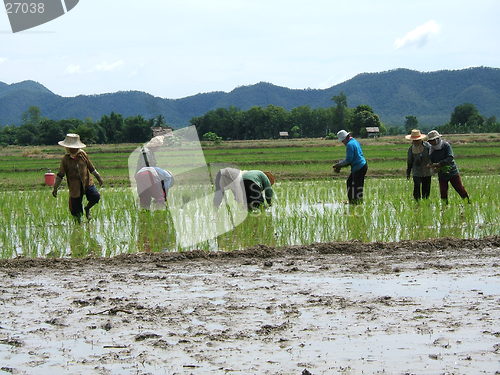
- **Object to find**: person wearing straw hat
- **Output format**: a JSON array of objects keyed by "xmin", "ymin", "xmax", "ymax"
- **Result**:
[
  {"xmin": 426, "ymin": 130, "xmax": 470, "ymax": 203},
  {"xmin": 52, "ymin": 134, "xmax": 104, "ymax": 222},
  {"xmin": 136, "ymin": 135, "xmax": 163, "ymax": 172},
  {"xmin": 405, "ymin": 129, "xmax": 432, "ymax": 200},
  {"xmin": 333, "ymin": 130, "xmax": 368, "ymax": 204}
]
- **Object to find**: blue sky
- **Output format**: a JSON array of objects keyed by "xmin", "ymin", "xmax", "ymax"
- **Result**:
[{"xmin": 1, "ymin": 0, "xmax": 499, "ymax": 99}]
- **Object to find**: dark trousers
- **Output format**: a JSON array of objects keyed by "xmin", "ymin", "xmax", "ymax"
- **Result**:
[
  {"xmin": 412, "ymin": 176, "xmax": 431, "ymax": 200},
  {"xmin": 244, "ymin": 180, "xmax": 264, "ymax": 210},
  {"xmin": 439, "ymin": 174, "xmax": 469, "ymax": 202},
  {"xmin": 69, "ymin": 185, "xmax": 100, "ymax": 217},
  {"xmin": 347, "ymin": 163, "xmax": 368, "ymax": 204}
]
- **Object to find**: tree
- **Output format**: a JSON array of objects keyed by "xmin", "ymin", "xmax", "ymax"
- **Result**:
[
  {"xmin": 15, "ymin": 127, "xmax": 36, "ymax": 145},
  {"xmin": 122, "ymin": 115, "xmax": 151, "ymax": 143},
  {"xmin": 351, "ymin": 105, "xmax": 381, "ymax": 137},
  {"xmin": 450, "ymin": 103, "xmax": 482, "ymax": 127},
  {"xmin": 332, "ymin": 92, "xmax": 348, "ymax": 132},
  {"xmin": 153, "ymin": 114, "xmax": 166, "ymax": 127},
  {"xmin": 21, "ymin": 106, "xmax": 42, "ymax": 128},
  {"xmin": 404, "ymin": 115, "xmax": 418, "ymax": 133},
  {"xmin": 202, "ymin": 131, "xmax": 222, "ymax": 145},
  {"xmin": 290, "ymin": 125, "xmax": 301, "ymax": 138},
  {"xmin": 99, "ymin": 112, "xmax": 124, "ymax": 143},
  {"xmin": 38, "ymin": 119, "xmax": 65, "ymax": 145},
  {"xmin": 0, "ymin": 125, "xmax": 18, "ymax": 146}
]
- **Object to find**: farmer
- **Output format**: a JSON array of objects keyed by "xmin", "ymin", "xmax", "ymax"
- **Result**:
[
  {"xmin": 52, "ymin": 134, "xmax": 103, "ymax": 222},
  {"xmin": 333, "ymin": 130, "xmax": 368, "ymax": 204},
  {"xmin": 214, "ymin": 167, "xmax": 275, "ymax": 210},
  {"xmin": 135, "ymin": 166, "xmax": 174, "ymax": 209},
  {"xmin": 213, "ymin": 167, "xmax": 245, "ymax": 207},
  {"xmin": 242, "ymin": 170, "xmax": 275, "ymax": 210},
  {"xmin": 426, "ymin": 130, "xmax": 469, "ymax": 203},
  {"xmin": 405, "ymin": 129, "xmax": 432, "ymax": 200}
]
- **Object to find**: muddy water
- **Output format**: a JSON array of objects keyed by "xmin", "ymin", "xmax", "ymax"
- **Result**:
[{"xmin": 0, "ymin": 237, "xmax": 499, "ymax": 374}]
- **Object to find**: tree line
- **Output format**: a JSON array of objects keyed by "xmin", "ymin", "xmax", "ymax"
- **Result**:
[
  {"xmin": 0, "ymin": 98, "xmax": 498, "ymax": 146},
  {"xmin": 0, "ymin": 106, "xmax": 168, "ymax": 146},
  {"xmin": 399, "ymin": 103, "xmax": 500, "ymax": 135},
  {"xmin": 191, "ymin": 93, "xmax": 386, "ymax": 140}
]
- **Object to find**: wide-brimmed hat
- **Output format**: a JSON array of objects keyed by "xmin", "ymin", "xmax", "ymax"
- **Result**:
[
  {"xmin": 337, "ymin": 130, "xmax": 350, "ymax": 141},
  {"xmin": 146, "ymin": 135, "xmax": 165, "ymax": 148},
  {"xmin": 263, "ymin": 171, "xmax": 276, "ymax": 185},
  {"xmin": 58, "ymin": 133, "xmax": 86, "ymax": 148},
  {"xmin": 427, "ymin": 130, "xmax": 442, "ymax": 141},
  {"xmin": 405, "ymin": 129, "xmax": 427, "ymax": 141}
]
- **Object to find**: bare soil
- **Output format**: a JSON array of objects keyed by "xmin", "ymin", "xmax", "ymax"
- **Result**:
[{"xmin": 1, "ymin": 237, "xmax": 499, "ymax": 375}]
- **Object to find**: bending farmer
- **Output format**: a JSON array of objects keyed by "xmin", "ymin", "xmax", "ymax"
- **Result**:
[
  {"xmin": 135, "ymin": 167, "xmax": 174, "ymax": 209},
  {"xmin": 214, "ymin": 168, "xmax": 275, "ymax": 210}
]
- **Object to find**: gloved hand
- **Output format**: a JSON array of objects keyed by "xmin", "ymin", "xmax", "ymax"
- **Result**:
[
  {"xmin": 52, "ymin": 189, "xmax": 57, "ymax": 198},
  {"xmin": 333, "ymin": 164, "xmax": 341, "ymax": 173},
  {"xmin": 406, "ymin": 174, "xmax": 411, "ymax": 181}
]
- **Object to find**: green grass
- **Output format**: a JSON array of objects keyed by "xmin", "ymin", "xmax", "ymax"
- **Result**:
[
  {"xmin": 1, "ymin": 176, "xmax": 498, "ymax": 259},
  {"xmin": 1, "ymin": 134, "xmax": 498, "ymax": 258},
  {"xmin": 1, "ymin": 135, "xmax": 499, "ymax": 190}
]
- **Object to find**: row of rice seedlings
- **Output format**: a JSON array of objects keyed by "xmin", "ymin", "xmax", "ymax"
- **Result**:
[{"xmin": 0, "ymin": 176, "xmax": 498, "ymax": 258}]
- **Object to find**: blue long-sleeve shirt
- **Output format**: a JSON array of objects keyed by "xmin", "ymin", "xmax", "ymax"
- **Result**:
[{"xmin": 338, "ymin": 138, "xmax": 367, "ymax": 172}]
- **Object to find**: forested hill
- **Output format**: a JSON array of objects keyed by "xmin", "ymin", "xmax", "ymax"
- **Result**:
[{"xmin": 1, "ymin": 67, "xmax": 500, "ymax": 127}]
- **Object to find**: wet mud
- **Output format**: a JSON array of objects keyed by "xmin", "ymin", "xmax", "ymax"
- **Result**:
[{"xmin": 1, "ymin": 237, "xmax": 499, "ymax": 374}]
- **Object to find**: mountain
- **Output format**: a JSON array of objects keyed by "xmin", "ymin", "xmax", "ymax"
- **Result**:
[{"xmin": 1, "ymin": 67, "xmax": 500, "ymax": 127}]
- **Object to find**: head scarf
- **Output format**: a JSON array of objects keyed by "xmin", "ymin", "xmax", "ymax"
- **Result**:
[{"xmin": 430, "ymin": 137, "xmax": 443, "ymax": 154}]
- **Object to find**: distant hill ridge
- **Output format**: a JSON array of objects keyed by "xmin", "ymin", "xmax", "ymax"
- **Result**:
[{"xmin": 1, "ymin": 67, "xmax": 499, "ymax": 126}]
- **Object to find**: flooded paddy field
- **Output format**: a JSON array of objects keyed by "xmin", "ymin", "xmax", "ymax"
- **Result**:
[
  {"xmin": 1, "ymin": 176, "xmax": 499, "ymax": 258},
  {"xmin": 0, "ymin": 237, "xmax": 499, "ymax": 374},
  {"xmin": 1, "ymin": 172, "xmax": 499, "ymax": 374}
]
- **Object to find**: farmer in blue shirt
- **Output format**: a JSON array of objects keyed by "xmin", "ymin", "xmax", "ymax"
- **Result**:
[{"xmin": 333, "ymin": 130, "xmax": 368, "ymax": 204}]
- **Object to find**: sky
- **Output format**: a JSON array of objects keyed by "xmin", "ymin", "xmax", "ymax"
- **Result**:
[{"xmin": 0, "ymin": 0, "xmax": 499, "ymax": 99}]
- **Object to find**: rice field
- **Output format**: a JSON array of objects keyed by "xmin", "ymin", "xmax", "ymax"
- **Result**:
[
  {"xmin": 1, "ymin": 175, "xmax": 498, "ymax": 259},
  {"xmin": 1, "ymin": 134, "xmax": 499, "ymax": 190}
]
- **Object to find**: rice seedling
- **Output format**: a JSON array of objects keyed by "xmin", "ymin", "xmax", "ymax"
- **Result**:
[{"xmin": 0, "ymin": 175, "xmax": 498, "ymax": 258}]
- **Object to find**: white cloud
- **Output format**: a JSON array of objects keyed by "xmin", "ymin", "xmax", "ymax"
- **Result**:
[
  {"xmin": 93, "ymin": 60, "xmax": 125, "ymax": 72},
  {"xmin": 394, "ymin": 20, "xmax": 441, "ymax": 49},
  {"xmin": 0, "ymin": 58, "xmax": 7, "ymax": 64},
  {"xmin": 64, "ymin": 64, "xmax": 82, "ymax": 74}
]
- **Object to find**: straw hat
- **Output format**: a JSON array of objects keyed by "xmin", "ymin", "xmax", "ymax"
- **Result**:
[
  {"xmin": 337, "ymin": 130, "xmax": 350, "ymax": 141},
  {"xmin": 405, "ymin": 129, "xmax": 427, "ymax": 141},
  {"xmin": 427, "ymin": 130, "xmax": 442, "ymax": 141},
  {"xmin": 146, "ymin": 135, "xmax": 165, "ymax": 148},
  {"xmin": 58, "ymin": 133, "xmax": 86, "ymax": 148},
  {"xmin": 263, "ymin": 171, "xmax": 276, "ymax": 185}
]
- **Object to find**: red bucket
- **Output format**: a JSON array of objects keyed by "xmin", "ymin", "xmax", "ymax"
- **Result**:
[{"xmin": 45, "ymin": 172, "xmax": 56, "ymax": 186}]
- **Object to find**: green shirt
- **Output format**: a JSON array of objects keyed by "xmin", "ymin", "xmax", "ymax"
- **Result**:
[{"xmin": 242, "ymin": 170, "xmax": 273, "ymax": 202}]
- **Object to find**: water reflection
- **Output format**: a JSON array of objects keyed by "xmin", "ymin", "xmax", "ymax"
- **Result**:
[
  {"xmin": 137, "ymin": 209, "xmax": 176, "ymax": 252},
  {"xmin": 217, "ymin": 209, "xmax": 276, "ymax": 250},
  {"xmin": 69, "ymin": 225, "xmax": 101, "ymax": 258}
]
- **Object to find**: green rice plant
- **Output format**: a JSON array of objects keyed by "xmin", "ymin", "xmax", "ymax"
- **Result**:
[{"xmin": 0, "ymin": 175, "xmax": 498, "ymax": 258}]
